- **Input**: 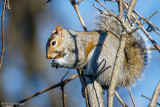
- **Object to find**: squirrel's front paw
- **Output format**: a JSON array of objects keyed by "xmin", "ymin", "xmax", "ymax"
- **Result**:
[{"xmin": 51, "ymin": 60, "xmax": 60, "ymax": 69}]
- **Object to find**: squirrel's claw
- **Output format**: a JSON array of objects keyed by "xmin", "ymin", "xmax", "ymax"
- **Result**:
[{"xmin": 51, "ymin": 60, "xmax": 60, "ymax": 69}]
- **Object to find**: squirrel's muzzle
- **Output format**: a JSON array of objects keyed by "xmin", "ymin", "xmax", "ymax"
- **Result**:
[{"xmin": 46, "ymin": 54, "xmax": 53, "ymax": 59}]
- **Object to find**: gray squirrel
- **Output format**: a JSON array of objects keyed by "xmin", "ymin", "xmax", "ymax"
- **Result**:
[{"xmin": 46, "ymin": 15, "xmax": 148, "ymax": 89}]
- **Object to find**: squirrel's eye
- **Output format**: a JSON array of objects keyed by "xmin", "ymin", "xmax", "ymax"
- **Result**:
[{"xmin": 51, "ymin": 41, "xmax": 57, "ymax": 46}]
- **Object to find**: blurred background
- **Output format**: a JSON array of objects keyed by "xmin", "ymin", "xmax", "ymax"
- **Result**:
[{"xmin": 0, "ymin": 0, "xmax": 160, "ymax": 107}]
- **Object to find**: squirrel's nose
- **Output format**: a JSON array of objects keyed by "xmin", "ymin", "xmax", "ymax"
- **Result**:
[{"xmin": 46, "ymin": 55, "xmax": 53, "ymax": 59}]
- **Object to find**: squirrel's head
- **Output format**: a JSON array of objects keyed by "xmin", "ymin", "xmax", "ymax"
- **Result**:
[{"xmin": 46, "ymin": 25, "xmax": 67, "ymax": 60}]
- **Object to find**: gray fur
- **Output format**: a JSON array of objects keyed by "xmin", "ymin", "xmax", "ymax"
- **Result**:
[{"xmin": 46, "ymin": 15, "xmax": 148, "ymax": 89}]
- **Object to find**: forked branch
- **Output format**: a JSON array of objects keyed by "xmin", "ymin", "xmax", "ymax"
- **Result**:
[
  {"xmin": 12, "ymin": 74, "xmax": 78, "ymax": 107},
  {"xmin": 125, "ymin": 0, "xmax": 137, "ymax": 23},
  {"xmin": 122, "ymin": 1, "xmax": 160, "ymax": 52}
]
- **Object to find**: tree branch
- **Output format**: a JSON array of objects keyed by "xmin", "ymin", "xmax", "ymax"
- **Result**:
[
  {"xmin": 118, "ymin": 0, "xmax": 123, "ymax": 21},
  {"xmin": 94, "ymin": 1, "xmax": 160, "ymax": 107},
  {"xmin": 127, "ymin": 10, "xmax": 158, "ymax": 34},
  {"xmin": 0, "ymin": 0, "xmax": 7, "ymax": 71},
  {"xmin": 141, "ymin": 94, "xmax": 160, "ymax": 106},
  {"xmin": 141, "ymin": 27, "xmax": 160, "ymax": 52},
  {"xmin": 94, "ymin": 1, "xmax": 137, "ymax": 107},
  {"xmin": 12, "ymin": 74, "xmax": 78, "ymax": 107},
  {"xmin": 149, "ymin": 28, "xmax": 160, "ymax": 36},
  {"xmin": 60, "ymin": 71, "xmax": 69, "ymax": 107},
  {"xmin": 131, "ymin": 5, "xmax": 160, "ymax": 32},
  {"xmin": 147, "ymin": 47, "xmax": 156, "ymax": 50},
  {"xmin": 95, "ymin": 0, "xmax": 114, "ymax": 16},
  {"xmin": 128, "ymin": 87, "xmax": 136, "ymax": 107},
  {"xmin": 61, "ymin": 86, "xmax": 66, "ymax": 107},
  {"xmin": 108, "ymin": 31, "xmax": 127, "ymax": 107},
  {"xmin": 70, "ymin": 0, "xmax": 87, "ymax": 31},
  {"xmin": 115, "ymin": 91, "xmax": 128, "ymax": 107},
  {"xmin": 122, "ymin": 1, "xmax": 160, "ymax": 52},
  {"xmin": 125, "ymin": 0, "xmax": 137, "ymax": 23},
  {"xmin": 77, "ymin": 69, "xmax": 104, "ymax": 107},
  {"xmin": 69, "ymin": 1, "xmax": 104, "ymax": 106},
  {"xmin": 141, "ymin": 11, "xmax": 158, "ymax": 26},
  {"xmin": 149, "ymin": 81, "xmax": 160, "ymax": 107}
]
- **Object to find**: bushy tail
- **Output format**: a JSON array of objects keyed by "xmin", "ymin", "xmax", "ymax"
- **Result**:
[
  {"xmin": 96, "ymin": 14, "xmax": 149, "ymax": 86},
  {"xmin": 123, "ymin": 33, "xmax": 148, "ymax": 86}
]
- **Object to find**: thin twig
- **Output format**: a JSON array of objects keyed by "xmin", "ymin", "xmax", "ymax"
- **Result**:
[
  {"xmin": 141, "ymin": 94, "xmax": 160, "ymax": 106},
  {"xmin": 0, "ymin": 0, "xmax": 7, "ymax": 71},
  {"xmin": 118, "ymin": 0, "xmax": 123, "ymax": 21},
  {"xmin": 115, "ymin": 91, "xmax": 128, "ymax": 107},
  {"xmin": 141, "ymin": 94, "xmax": 152, "ymax": 101},
  {"xmin": 141, "ymin": 11, "xmax": 158, "ymax": 26},
  {"xmin": 93, "ymin": 4, "xmax": 107, "ymax": 15},
  {"xmin": 149, "ymin": 81, "xmax": 160, "ymax": 107},
  {"xmin": 147, "ymin": 26, "xmax": 160, "ymax": 36},
  {"xmin": 95, "ymin": 0, "xmax": 113, "ymax": 15},
  {"xmin": 128, "ymin": 11, "xmax": 158, "ymax": 34},
  {"xmin": 128, "ymin": 87, "xmax": 136, "ymax": 107},
  {"xmin": 61, "ymin": 86, "xmax": 66, "ymax": 107},
  {"xmin": 13, "ymin": 74, "xmax": 78, "ymax": 107},
  {"xmin": 147, "ymin": 47, "xmax": 156, "ymax": 50},
  {"xmin": 60, "ymin": 70, "xmax": 69, "ymax": 107},
  {"xmin": 125, "ymin": 0, "xmax": 137, "ymax": 23},
  {"xmin": 153, "ymin": 29, "xmax": 160, "ymax": 36},
  {"xmin": 70, "ymin": 0, "xmax": 87, "ymax": 31},
  {"xmin": 61, "ymin": 70, "xmax": 69, "ymax": 81},
  {"xmin": 133, "ymin": 16, "xmax": 139, "ymax": 26},
  {"xmin": 94, "ymin": 1, "xmax": 131, "ymax": 107},
  {"xmin": 131, "ymin": 6, "xmax": 160, "ymax": 32},
  {"xmin": 141, "ymin": 27, "xmax": 160, "ymax": 52},
  {"xmin": 95, "ymin": 0, "xmax": 120, "ymax": 22}
]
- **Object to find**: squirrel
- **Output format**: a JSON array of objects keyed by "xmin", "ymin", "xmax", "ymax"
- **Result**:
[{"xmin": 46, "ymin": 15, "xmax": 148, "ymax": 89}]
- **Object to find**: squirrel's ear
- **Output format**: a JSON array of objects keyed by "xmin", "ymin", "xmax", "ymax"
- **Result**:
[
  {"xmin": 56, "ymin": 25, "xmax": 64, "ymax": 37},
  {"xmin": 51, "ymin": 30, "xmax": 56, "ymax": 34}
]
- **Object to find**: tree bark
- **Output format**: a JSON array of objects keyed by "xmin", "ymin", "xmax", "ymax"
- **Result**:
[
  {"xmin": 77, "ymin": 69, "xmax": 104, "ymax": 107},
  {"xmin": 149, "ymin": 81, "xmax": 160, "ymax": 107}
]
